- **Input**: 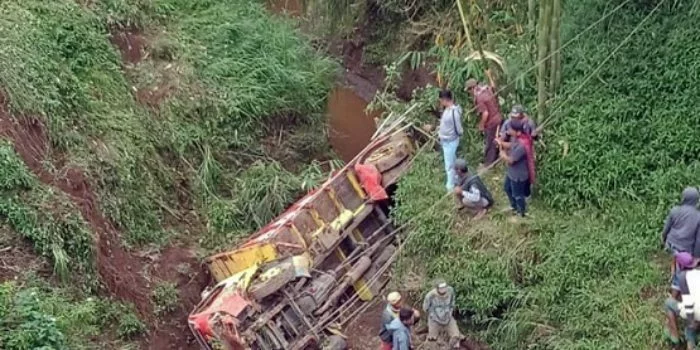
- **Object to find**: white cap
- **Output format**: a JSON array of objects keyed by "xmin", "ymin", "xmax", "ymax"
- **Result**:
[
  {"xmin": 437, "ymin": 282, "xmax": 448, "ymax": 289},
  {"xmin": 387, "ymin": 292, "xmax": 402, "ymax": 305}
]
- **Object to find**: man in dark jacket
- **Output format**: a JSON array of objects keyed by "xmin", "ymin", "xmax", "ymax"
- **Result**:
[
  {"xmin": 662, "ymin": 187, "xmax": 700, "ymax": 276},
  {"xmin": 453, "ymin": 159, "xmax": 493, "ymax": 220}
]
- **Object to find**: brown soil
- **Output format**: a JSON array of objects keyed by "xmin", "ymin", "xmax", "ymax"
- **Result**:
[
  {"xmin": 110, "ymin": 29, "xmax": 147, "ymax": 65},
  {"xmin": 0, "ymin": 229, "xmax": 50, "ymax": 282},
  {"xmin": 0, "ymin": 93, "xmax": 208, "ymax": 349}
]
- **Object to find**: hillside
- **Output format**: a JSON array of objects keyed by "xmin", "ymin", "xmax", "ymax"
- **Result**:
[
  {"xmin": 0, "ymin": 0, "xmax": 336, "ymax": 348},
  {"xmin": 1, "ymin": 0, "xmax": 699, "ymax": 349}
]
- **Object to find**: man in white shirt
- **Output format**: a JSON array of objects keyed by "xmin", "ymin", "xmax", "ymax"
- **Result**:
[{"xmin": 665, "ymin": 252, "xmax": 700, "ymax": 349}]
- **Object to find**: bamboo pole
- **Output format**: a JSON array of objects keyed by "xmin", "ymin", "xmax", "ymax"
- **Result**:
[
  {"xmin": 528, "ymin": 0, "xmax": 537, "ymax": 35},
  {"xmin": 550, "ymin": 0, "xmax": 562, "ymax": 92},
  {"xmin": 536, "ymin": 0, "xmax": 552, "ymax": 122},
  {"xmin": 456, "ymin": 0, "xmax": 474, "ymax": 51}
]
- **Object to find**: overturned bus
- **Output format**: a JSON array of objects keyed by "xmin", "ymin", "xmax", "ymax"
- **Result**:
[{"xmin": 188, "ymin": 126, "xmax": 422, "ymax": 350}]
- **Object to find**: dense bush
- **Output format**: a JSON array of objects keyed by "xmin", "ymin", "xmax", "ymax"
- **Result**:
[
  {"xmin": 0, "ymin": 280, "xmax": 143, "ymax": 349},
  {"xmin": 540, "ymin": 1, "xmax": 700, "ymax": 212}
]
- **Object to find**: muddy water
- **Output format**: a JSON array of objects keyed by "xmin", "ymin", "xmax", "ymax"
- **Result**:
[{"xmin": 327, "ymin": 87, "xmax": 380, "ymax": 162}]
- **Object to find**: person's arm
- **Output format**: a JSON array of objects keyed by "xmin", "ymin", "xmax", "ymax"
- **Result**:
[
  {"xmin": 453, "ymin": 109, "xmax": 464, "ymax": 136},
  {"xmin": 500, "ymin": 144, "xmax": 526, "ymax": 165},
  {"xmin": 448, "ymin": 288, "xmax": 456, "ymax": 313},
  {"xmin": 462, "ymin": 185, "xmax": 481, "ymax": 203},
  {"xmin": 478, "ymin": 110, "xmax": 489, "ymax": 132},
  {"xmin": 662, "ymin": 212, "xmax": 673, "ymax": 243},
  {"xmin": 422, "ymin": 293, "xmax": 431, "ymax": 314}
]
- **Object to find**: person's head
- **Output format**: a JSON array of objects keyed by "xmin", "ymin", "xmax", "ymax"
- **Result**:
[
  {"xmin": 435, "ymin": 279, "xmax": 449, "ymax": 295},
  {"xmin": 465, "ymin": 79, "xmax": 478, "ymax": 95},
  {"xmin": 508, "ymin": 119, "xmax": 525, "ymax": 137},
  {"xmin": 509, "ymin": 105, "xmax": 526, "ymax": 120},
  {"xmin": 681, "ymin": 187, "xmax": 700, "ymax": 207},
  {"xmin": 399, "ymin": 307, "xmax": 414, "ymax": 326},
  {"xmin": 676, "ymin": 252, "xmax": 696, "ymax": 270},
  {"xmin": 438, "ymin": 89, "xmax": 454, "ymax": 108},
  {"xmin": 454, "ymin": 159, "xmax": 469, "ymax": 176},
  {"xmin": 387, "ymin": 291, "xmax": 402, "ymax": 309}
]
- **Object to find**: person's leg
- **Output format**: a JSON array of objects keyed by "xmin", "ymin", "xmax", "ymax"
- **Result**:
[
  {"xmin": 484, "ymin": 125, "xmax": 499, "ymax": 166},
  {"xmin": 442, "ymin": 139, "xmax": 459, "ymax": 191},
  {"xmin": 664, "ymin": 297, "xmax": 681, "ymax": 344},
  {"xmin": 446, "ymin": 317, "xmax": 463, "ymax": 348},
  {"xmin": 427, "ymin": 319, "xmax": 439, "ymax": 341},
  {"xmin": 512, "ymin": 180, "xmax": 528, "ymax": 216},
  {"xmin": 686, "ymin": 321, "xmax": 699, "ymax": 350},
  {"xmin": 463, "ymin": 197, "xmax": 489, "ymax": 219},
  {"xmin": 504, "ymin": 177, "xmax": 516, "ymax": 211}
]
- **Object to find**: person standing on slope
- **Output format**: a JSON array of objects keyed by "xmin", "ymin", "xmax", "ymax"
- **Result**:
[
  {"xmin": 423, "ymin": 280, "xmax": 463, "ymax": 348},
  {"xmin": 499, "ymin": 120, "xmax": 532, "ymax": 220},
  {"xmin": 498, "ymin": 104, "xmax": 537, "ymax": 142},
  {"xmin": 387, "ymin": 308, "xmax": 415, "ymax": 350},
  {"xmin": 465, "ymin": 76, "xmax": 502, "ymax": 168},
  {"xmin": 662, "ymin": 188, "xmax": 700, "ymax": 277},
  {"xmin": 379, "ymin": 292, "xmax": 420, "ymax": 350},
  {"xmin": 438, "ymin": 90, "xmax": 464, "ymax": 191},
  {"xmin": 663, "ymin": 252, "xmax": 700, "ymax": 349}
]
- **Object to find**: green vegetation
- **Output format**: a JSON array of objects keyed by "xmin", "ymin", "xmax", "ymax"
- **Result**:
[
  {"xmin": 0, "ymin": 0, "xmax": 338, "ymax": 347},
  {"xmin": 0, "ymin": 141, "xmax": 94, "ymax": 283},
  {"xmin": 152, "ymin": 282, "xmax": 178, "ymax": 315},
  {"xmin": 0, "ymin": 278, "xmax": 143, "ymax": 349},
  {"xmin": 379, "ymin": 1, "xmax": 700, "ymax": 349}
]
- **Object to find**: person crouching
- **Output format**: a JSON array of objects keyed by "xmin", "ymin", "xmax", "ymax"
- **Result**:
[{"xmin": 453, "ymin": 159, "xmax": 493, "ymax": 220}]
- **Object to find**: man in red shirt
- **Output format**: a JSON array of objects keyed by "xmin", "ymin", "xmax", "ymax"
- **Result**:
[{"xmin": 465, "ymin": 77, "xmax": 503, "ymax": 167}]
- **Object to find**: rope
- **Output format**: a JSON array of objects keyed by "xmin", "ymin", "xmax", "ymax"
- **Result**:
[{"xmin": 308, "ymin": 0, "xmax": 666, "ymax": 335}]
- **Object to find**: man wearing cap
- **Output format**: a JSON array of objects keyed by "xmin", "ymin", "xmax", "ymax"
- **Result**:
[
  {"xmin": 498, "ymin": 105, "xmax": 537, "ymax": 143},
  {"xmin": 499, "ymin": 119, "xmax": 532, "ymax": 219},
  {"xmin": 453, "ymin": 159, "xmax": 493, "ymax": 219},
  {"xmin": 438, "ymin": 90, "xmax": 464, "ymax": 191},
  {"xmin": 423, "ymin": 280, "xmax": 462, "ymax": 348},
  {"xmin": 664, "ymin": 252, "xmax": 700, "ymax": 349},
  {"xmin": 379, "ymin": 292, "xmax": 420, "ymax": 350},
  {"xmin": 465, "ymin": 78, "xmax": 502, "ymax": 167}
]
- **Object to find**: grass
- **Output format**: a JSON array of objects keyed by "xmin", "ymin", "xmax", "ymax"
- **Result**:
[
  {"xmin": 0, "ymin": 275, "xmax": 144, "ymax": 349},
  {"xmin": 0, "ymin": 0, "xmax": 337, "ymax": 248},
  {"xmin": 393, "ymin": 152, "xmax": 666, "ymax": 349}
]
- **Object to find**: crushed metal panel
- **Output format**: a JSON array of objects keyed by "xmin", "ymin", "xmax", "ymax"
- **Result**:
[
  {"xmin": 331, "ymin": 173, "xmax": 364, "ymax": 211},
  {"xmin": 205, "ymin": 243, "xmax": 277, "ymax": 282}
]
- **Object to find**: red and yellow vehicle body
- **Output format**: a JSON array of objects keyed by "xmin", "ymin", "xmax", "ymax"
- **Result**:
[{"xmin": 189, "ymin": 127, "xmax": 420, "ymax": 350}]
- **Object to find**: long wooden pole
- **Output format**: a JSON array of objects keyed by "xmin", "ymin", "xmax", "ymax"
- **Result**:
[
  {"xmin": 550, "ymin": 0, "xmax": 562, "ymax": 92},
  {"xmin": 536, "ymin": 0, "xmax": 552, "ymax": 122},
  {"xmin": 456, "ymin": 0, "xmax": 474, "ymax": 51}
]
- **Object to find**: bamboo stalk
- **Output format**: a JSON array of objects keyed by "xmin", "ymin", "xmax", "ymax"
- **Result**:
[
  {"xmin": 536, "ymin": 0, "xmax": 552, "ymax": 122},
  {"xmin": 551, "ymin": 0, "xmax": 562, "ymax": 91},
  {"xmin": 528, "ymin": 0, "xmax": 537, "ymax": 34},
  {"xmin": 456, "ymin": 0, "xmax": 474, "ymax": 51}
]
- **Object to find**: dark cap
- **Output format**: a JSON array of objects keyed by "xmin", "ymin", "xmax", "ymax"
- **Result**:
[
  {"xmin": 454, "ymin": 159, "xmax": 468, "ymax": 172},
  {"xmin": 510, "ymin": 104, "xmax": 525, "ymax": 117}
]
